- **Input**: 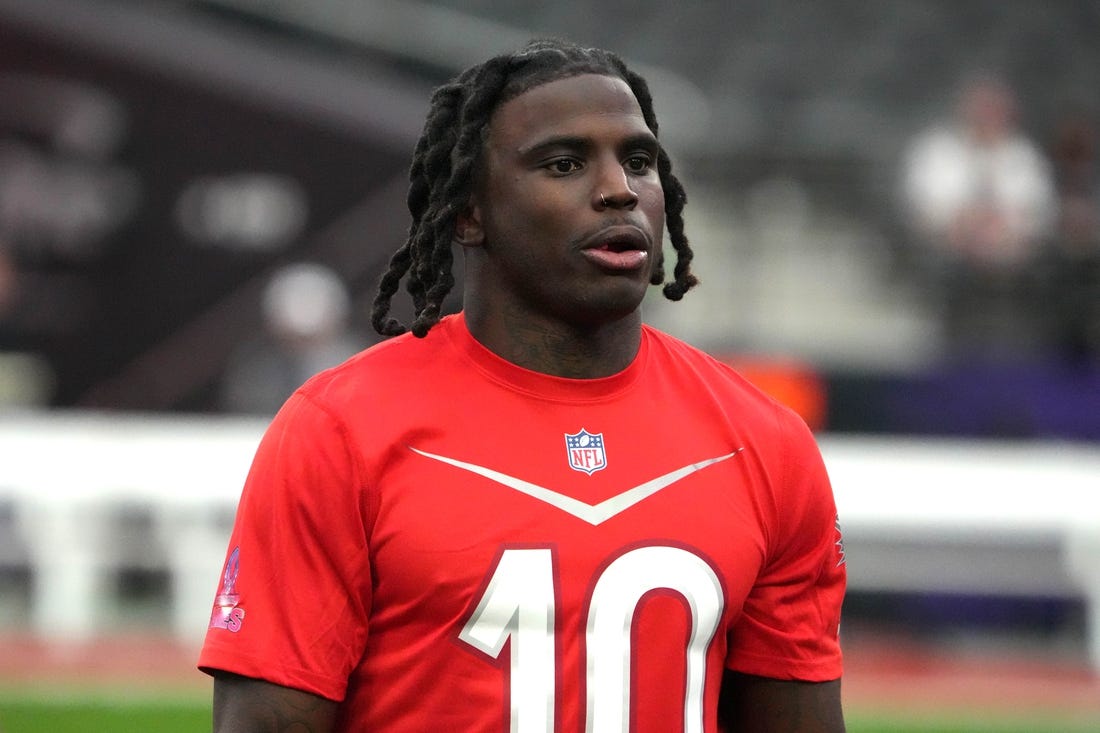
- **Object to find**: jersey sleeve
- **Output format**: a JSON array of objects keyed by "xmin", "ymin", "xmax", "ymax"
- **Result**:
[
  {"xmin": 198, "ymin": 391, "xmax": 374, "ymax": 701},
  {"xmin": 726, "ymin": 405, "xmax": 846, "ymax": 681}
]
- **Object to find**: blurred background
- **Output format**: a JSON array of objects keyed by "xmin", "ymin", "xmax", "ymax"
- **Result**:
[{"xmin": 1, "ymin": 0, "xmax": 1099, "ymax": 730}]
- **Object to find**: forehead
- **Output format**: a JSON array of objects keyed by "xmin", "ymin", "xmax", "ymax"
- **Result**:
[{"xmin": 486, "ymin": 74, "xmax": 651, "ymax": 149}]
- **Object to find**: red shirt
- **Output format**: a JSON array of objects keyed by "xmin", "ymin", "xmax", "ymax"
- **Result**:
[{"xmin": 199, "ymin": 313, "xmax": 845, "ymax": 732}]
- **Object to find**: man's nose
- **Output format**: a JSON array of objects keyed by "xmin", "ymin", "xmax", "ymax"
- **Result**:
[{"xmin": 593, "ymin": 163, "xmax": 639, "ymax": 210}]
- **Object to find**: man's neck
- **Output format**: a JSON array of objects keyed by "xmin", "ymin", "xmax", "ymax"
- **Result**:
[{"xmin": 464, "ymin": 306, "xmax": 643, "ymax": 379}]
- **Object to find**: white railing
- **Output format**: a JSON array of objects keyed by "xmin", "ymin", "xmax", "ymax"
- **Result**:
[
  {"xmin": 1, "ymin": 412, "xmax": 1098, "ymax": 668},
  {"xmin": 0, "ymin": 411, "xmax": 265, "ymax": 644},
  {"xmin": 821, "ymin": 435, "xmax": 1100, "ymax": 671}
]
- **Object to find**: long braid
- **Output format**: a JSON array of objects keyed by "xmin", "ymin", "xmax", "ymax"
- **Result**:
[
  {"xmin": 657, "ymin": 151, "xmax": 697, "ymax": 300},
  {"xmin": 409, "ymin": 60, "xmax": 514, "ymax": 336},
  {"xmin": 616, "ymin": 65, "xmax": 697, "ymax": 298},
  {"xmin": 371, "ymin": 39, "xmax": 699, "ymax": 337},
  {"xmin": 405, "ymin": 83, "xmax": 465, "ymax": 329},
  {"xmin": 371, "ymin": 132, "xmax": 430, "ymax": 336}
]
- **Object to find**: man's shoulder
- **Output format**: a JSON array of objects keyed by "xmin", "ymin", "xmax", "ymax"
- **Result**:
[
  {"xmin": 642, "ymin": 325, "xmax": 813, "ymax": 428},
  {"xmin": 644, "ymin": 327, "xmax": 772, "ymax": 396},
  {"xmin": 297, "ymin": 321, "xmax": 456, "ymax": 407}
]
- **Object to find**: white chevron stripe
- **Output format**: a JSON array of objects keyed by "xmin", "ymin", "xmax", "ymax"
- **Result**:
[{"xmin": 409, "ymin": 447, "xmax": 742, "ymax": 526}]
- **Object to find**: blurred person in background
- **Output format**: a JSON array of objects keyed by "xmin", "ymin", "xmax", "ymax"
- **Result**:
[
  {"xmin": 1051, "ymin": 109, "xmax": 1100, "ymax": 253},
  {"xmin": 199, "ymin": 39, "xmax": 846, "ymax": 733},
  {"xmin": 1048, "ymin": 109, "xmax": 1100, "ymax": 361},
  {"xmin": 219, "ymin": 262, "xmax": 363, "ymax": 414},
  {"xmin": 900, "ymin": 72, "xmax": 1057, "ymax": 357},
  {"xmin": 901, "ymin": 72, "xmax": 1056, "ymax": 272}
]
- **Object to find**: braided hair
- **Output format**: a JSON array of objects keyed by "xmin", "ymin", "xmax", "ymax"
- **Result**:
[{"xmin": 371, "ymin": 38, "xmax": 698, "ymax": 338}]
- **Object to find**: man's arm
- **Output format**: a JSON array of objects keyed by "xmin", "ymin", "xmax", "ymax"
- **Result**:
[
  {"xmin": 213, "ymin": 672, "xmax": 339, "ymax": 733},
  {"xmin": 718, "ymin": 671, "xmax": 845, "ymax": 733}
]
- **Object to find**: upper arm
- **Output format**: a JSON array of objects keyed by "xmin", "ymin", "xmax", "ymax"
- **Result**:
[
  {"xmin": 213, "ymin": 671, "xmax": 339, "ymax": 733},
  {"xmin": 726, "ymin": 411, "xmax": 845, "ymax": 682},
  {"xmin": 718, "ymin": 670, "xmax": 845, "ymax": 733},
  {"xmin": 199, "ymin": 394, "xmax": 372, "ymax": 711}
]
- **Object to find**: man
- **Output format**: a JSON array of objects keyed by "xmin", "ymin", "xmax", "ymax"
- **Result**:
[
  {"xmin": 900, "ymin": 72, "xmax": 1055, "ymax": 270},
  {"xmin": 200, "ymin": 39, "xmax": 846, "ymax": 732},
  {"xmin": 899, "ymin": 72, "xmax": 1056, "ymax": 357}
]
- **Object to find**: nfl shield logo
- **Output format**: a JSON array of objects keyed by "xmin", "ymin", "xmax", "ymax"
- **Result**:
[{"xmin": 564, "ymin": 429, "xmax": 607, "ymax": 475}]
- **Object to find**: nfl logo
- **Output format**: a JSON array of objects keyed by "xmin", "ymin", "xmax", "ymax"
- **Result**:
[{"xmin": 564, "ymin": 429, "xmax": 607, "ymax": 475}]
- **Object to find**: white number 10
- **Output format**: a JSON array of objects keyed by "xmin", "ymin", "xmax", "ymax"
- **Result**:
[{"xmin": 459, "ymin": 546, "xmax": 725, "ymax": 732}]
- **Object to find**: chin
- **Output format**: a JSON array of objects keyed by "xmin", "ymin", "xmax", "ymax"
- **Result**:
[{"xmin": 569, "ymin": 289, "xmax": 647, "ymax": 326}]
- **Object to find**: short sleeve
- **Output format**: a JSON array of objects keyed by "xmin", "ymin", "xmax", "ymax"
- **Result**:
[
  {"xmin": 198, "ymin": 391, "xmax": 373, "ymax": 701},
  {"xmin": 726, "ymin": 407, "xmax": 846, "ymax": 681}
]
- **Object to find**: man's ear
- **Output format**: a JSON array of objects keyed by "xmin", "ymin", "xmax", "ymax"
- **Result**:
[{"xmin": 453, "ymin": 200, "xmax": 485, "ymax": 248}]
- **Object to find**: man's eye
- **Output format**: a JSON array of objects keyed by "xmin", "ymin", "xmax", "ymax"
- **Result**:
[
  {"xmin": 546, "ymin": 159, "xmax": 582, "ymax": 174},
  {"xmin": 625, "ymin": 155, "xmax": 652, "ymax": 173}
]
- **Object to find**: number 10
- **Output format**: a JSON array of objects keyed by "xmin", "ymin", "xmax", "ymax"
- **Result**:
[{"xmin": 459, "ymin": 546, "xmax": 725, "ymax": 732}]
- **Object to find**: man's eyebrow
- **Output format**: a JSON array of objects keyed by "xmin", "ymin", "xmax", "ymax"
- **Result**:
[
  {"xmin": 519, "ymin": 134, "xmax": 590, "ymax": 157},
  {"xmin": 621, "ymin": 132, "xmax": 660, "ymax": 153},
  {"xmin": 519, "ymin": 132, "xmax": 659, "ymax": 157}
]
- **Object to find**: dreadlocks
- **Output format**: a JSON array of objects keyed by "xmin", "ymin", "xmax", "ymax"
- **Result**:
[{"xmin": 371, "ymin": 38, "xmax": 698, "ymax": 338}]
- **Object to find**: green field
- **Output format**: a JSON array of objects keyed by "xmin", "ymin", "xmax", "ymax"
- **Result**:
[
  {"xmin": 0, "ymin": 695, "xmax": 1096, "ymax": 733},
  {"xmin": 0, "ymin": 699, "xmax": 208, "ymax": 733}
]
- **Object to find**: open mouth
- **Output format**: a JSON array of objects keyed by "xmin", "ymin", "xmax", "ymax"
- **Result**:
[
  {"xmin": 582, "ymin": 225, "xmax": 649, "ymax": 253},
  {"xmin": 596, "ymin": 235, "xmax": 643, "ymax": 253},
  {"xmin": 581, "ymin": 228, "xmax": 649, "ymax": 271}
]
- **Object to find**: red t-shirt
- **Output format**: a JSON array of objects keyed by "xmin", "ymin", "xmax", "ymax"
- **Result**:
[{"xmin": 199, "ymin": 313, "xmax": 845, "ymax": 732}]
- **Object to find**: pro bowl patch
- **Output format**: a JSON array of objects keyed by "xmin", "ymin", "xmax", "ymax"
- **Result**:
[{"xmin": 209, "ymin": 546, "xmax": 245, "ymax": 632}]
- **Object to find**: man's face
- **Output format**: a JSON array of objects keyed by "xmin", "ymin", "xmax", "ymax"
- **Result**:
[{"xmin": 464, "ymin": 73, "xmax": 665, "ymax": 330}]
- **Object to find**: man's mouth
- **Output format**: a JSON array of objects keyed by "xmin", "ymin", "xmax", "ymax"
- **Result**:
[{"xmin": 581, "ymin": 227, "xmax": 650, "ymax": 271}]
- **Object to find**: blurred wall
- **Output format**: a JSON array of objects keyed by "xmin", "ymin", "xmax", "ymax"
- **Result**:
[{"xmin": 1, "ymin": 0, "xmax": 1098, "ymax": 440}]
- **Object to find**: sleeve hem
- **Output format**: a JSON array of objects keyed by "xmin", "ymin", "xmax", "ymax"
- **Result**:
[
  {"xmin": 726, "ymin": 649, "xmax": 843, "ymax": 683},
  {"xmin": 198, "ymin": 642, "xmax": 349, "ymax": 702}
]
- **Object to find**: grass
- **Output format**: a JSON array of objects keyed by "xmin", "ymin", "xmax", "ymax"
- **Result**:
[
  {"xmin": 847, "ymin": 713, "xmax": 1100, "ymax": 733},
  {"xmin": 0, "ymin": 699, "xmax": 208, "ymax": 733},
  {"xmin": 0, "ymin": 695, "xmax": 1097, "ymax": 733},
  {"xmin": 0, "ymin": 684, "xmax": 209, "ymax": 733}
]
